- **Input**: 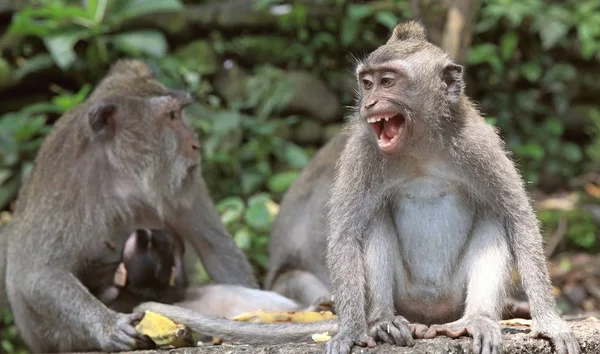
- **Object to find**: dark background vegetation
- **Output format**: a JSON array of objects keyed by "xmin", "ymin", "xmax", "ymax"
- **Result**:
[{"xmin": 0, "ymin": 0, "xmax": 599, "ymax": 352}]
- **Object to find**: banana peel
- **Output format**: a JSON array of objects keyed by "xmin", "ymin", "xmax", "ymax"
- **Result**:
[
  {"xmin": 135, "ymin": 311, "xmax": 194, "ymax": 348},
  {"xmin": 231, "ymin": 309, "xmax": 336, "ymax": 323}
]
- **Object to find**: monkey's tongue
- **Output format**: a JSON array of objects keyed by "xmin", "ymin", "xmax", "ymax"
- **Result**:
[{"xmin": 383, "ymin": 116, "xmax": 401, "ymax": 138}]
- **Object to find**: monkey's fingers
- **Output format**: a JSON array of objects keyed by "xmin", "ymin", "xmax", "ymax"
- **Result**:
[
  {"xmin": 410, "ymin": 323, "xmax": 429, "ymax": 338},
  {"xmin": 530, "ymin": 329, "xmax": 580, "ymax": 354},
  {"xmin": 354, "ymin": 333, "xmax": 376, "ymax": 348},
  {"xmin": 423, "ymin": 323, "xmax": 468, "ymax": 339},
  {"xmin": 369, "ymin": 316, "xmax": 414, "ymax": 346}
]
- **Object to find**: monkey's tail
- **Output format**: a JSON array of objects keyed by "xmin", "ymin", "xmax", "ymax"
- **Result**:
[{"xmin": 135, "ymin": 302, "xmax": 338, "ymax": 344}]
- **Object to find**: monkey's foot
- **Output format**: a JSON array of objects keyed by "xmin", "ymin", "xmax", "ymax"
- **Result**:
[
  {"xmin": 313, "ymin": 295, "xmax": 335, "ymax": 312},
  {"xmin": 423, "ymin": 315, "xmax": 501, "ymax": 354},
  {"xmin": 326, "ymin": 331, "xmax": 376, "ymax": 354},
  {"xmin": 99, "ymin": 312, "xmax": 156, "ymax": 351},
  {"xmin": 368, "ymin": 315, "xmax": 416, "ymax": 346},
  {"xmin": 530, "ymin": 319, "xmax": 580, "ymax": 354}
]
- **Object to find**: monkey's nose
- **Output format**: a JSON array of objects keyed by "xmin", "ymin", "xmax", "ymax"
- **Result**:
[{"xmin": 365, "ymin": 99, "xmax": 378, "ymax": 109}]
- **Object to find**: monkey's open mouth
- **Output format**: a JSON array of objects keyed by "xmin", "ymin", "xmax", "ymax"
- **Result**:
[{"xmin": 367, "ymin": 112, "xmax": 406, "ymax": 151}]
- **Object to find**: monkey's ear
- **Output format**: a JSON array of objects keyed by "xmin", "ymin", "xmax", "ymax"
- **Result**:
[
  {"xmin": 442, "ymin": 63, "xmax": 464, "ymax": 103},
  {"xmin": 387, "ymin": 20, "xmax": 427, "ymax": 44},
  {"xmin": 88, "ymin": 102, "xmax": 118, "ymax": 138}
]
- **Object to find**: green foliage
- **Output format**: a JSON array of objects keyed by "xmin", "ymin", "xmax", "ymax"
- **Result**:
[
  {"xmin": 0, "ymin": 85, "xmax": 90, "ymax": 210},
  {"xmin": 5, "ymin": 0, "xmax": 182, "ymax": 72},
  {"xmin": 470, "ymin": 0, "xmax": 600, "ymax": 188},
  {"xmin": 539, "ymin": 209, "xmax": 599, "ymax": 252},
  {"xmin": 1, "ymin": 309, "xmax": 27, "ymax": 354}
]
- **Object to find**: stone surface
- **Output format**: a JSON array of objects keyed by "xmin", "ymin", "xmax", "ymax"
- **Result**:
[{"xmin": 79, "ymin": 318, "xmax": 600, "ymax": 354}]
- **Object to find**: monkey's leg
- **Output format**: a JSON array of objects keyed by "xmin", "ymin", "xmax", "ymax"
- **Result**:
[
  {"xmin": 270, "ymin": 270, "xmax": 331, "ymax": 307},
  {"xmin": 423, "ymin": 217, "xmax": 510, "ymax": 354},
  {"xmin": 168, "ymin": 180, "xmax": 258, "ymax": 288},
  {"xmin": 363, "ymin": 216, "xmax": 414, "ymax": 347},
  {"xmin": 6, "ymin": 267, "xmax": 153, "ymax": 352}
]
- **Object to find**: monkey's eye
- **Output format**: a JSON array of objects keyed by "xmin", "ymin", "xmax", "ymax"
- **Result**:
[
  {"xmin": 168, "ymin": 111, "xmax": 178, "ymax": 120},
  {"xmin": 381, "ymin": 77, "xmax": 394, "ymax": 87},
  {"xmin": 362, "ymin": 79, "xmax": 373, "ymax": 90}
]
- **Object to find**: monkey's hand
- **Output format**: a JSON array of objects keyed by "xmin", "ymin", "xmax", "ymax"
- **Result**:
[
  {"xmin": 422, "ymin": 315, "xmax": 501, "ymax": 354},
  {"xmin": 368, "ymin": 315, "xmax": 418, "ymax": 346},
  {"xmin": 326, "ymin": 330, "xmax": 376, "ymax": 354},
  {"xmin": 99, "ymin": 312, "xmax": 155, "ymax": 351},
  {"xmin": 530, "ymin": 318, "xmax": 580, "ymax": 354}
]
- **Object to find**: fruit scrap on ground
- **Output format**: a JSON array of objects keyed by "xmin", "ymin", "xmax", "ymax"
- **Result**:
[
  {"xmin": 231, "ymin": 309, "xmax": 336, "ymax": 323},
  {"xmin": 135, "ymin": 311, "xmax": 194, "ymax": 348}
]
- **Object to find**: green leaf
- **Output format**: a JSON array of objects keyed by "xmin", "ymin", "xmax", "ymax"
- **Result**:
[
  {"xmin": 281, "ymin": 142, "xmax": 309, "ymax": 169},
  {"xmin": 348, "ymin": 4, "xmax": 373, "ymax": 21},
  {"xmin": 234, "ymin": 227, "xmax": 252, "ymax": 250},
  {"xmin": 43, "ymin": 31, "xmax": 85, "ymax": 70},
  {"xmin": 14, "ymin": 54, "xmax": 54, "ymax": 80},
  {"xmin": 562, "ymin": 143, "xmax": 582, "ymax": 163},
  {"xmin": 268, "ymin": 171, "xmax": 299, "ymax": 193},
  {"xmin": 500, "ymin": 31, "xmax": 518, "ymax": 60},
  {"xmin": 111, "ymin": 30, "xmax": 168, "ymax": 58},
  {"xmin": 466, "ymin": 44, "xmax": 497, "ymax": 65},
  {"xmin": 340, "ymin": 18, "xmax": 359, "ymax": 47},
  {"xmin": 112, "ymin": 0, "xmax": 184, "ymax": 23},
  {"xmin": 244, "ymin": 194, "xmax": 273, "ymax": 232},
  {"xmin": 538, "ymin": 20, "xmax": 568, "ymax": 50},
  {"xmin": 515, "ymin": 143, "xmax": 545, "ymax": 161},
  {"xmin": 520, "ymin": 62, "xmax": 542, "ymax": 82},
  {"xmin": 375, "ymin": 11, "xmax": 398, "ymax": 30}
]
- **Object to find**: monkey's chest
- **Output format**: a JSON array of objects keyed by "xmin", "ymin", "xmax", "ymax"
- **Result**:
[{"xmin": 392, "ymin": 179, "xmax": 475, "ymax": 286}]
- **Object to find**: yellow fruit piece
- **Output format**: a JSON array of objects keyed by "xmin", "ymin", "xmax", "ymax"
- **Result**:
[
  {"xmin": 232, "ymin": 310, "xmax": 336, "ymax": 323},
  {"xmin": 135, "ymin": 311, "xmax": 192, "ymax": 347},
  {"xmin": 312, "ymin": 332, "xmax": 332, "ymax": 342},
  {"xmin": 499, "ymin": 318, "xmax": 532, "ymax": 327}
]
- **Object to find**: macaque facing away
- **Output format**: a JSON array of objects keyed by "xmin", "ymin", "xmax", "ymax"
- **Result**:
[{"xmin": 323, "ymin": 20, "xmax": 580, "ymax": 354}]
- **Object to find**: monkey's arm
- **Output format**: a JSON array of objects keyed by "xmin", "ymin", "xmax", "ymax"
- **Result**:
[
  {"xmin": 325, "ymin": 134, "xmax": 381, "ymax": 353},
  {"xmin": 169, "ymin": 178, "xmax": 258, "ymax": 288},
  {"xmin": 13, "ymin": 266, "xmax": 149, "ymax": 351},
  {"xmin": 452, "ymin": 123, "xmax": 580, "ymax": 354}
]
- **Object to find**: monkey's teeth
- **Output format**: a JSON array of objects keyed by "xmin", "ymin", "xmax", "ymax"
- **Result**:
[{"xmin": 385, "ymin": 117, "xmax": 390, "ymax": 121}]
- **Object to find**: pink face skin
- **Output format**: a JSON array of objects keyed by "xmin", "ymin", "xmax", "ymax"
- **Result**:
[{"xmin": 357, "ymin": 62, "xmax": 409, "ymax": 154}]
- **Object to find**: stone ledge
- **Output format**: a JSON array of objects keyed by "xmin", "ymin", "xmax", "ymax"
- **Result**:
[{"xmin": 85, "ymin": 319, "xmax": 600, "ymax": 354}]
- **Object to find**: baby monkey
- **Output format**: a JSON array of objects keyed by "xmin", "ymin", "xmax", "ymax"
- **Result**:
[{"xmin": 98, "ymin": 229, "xmax": 187, "ymax": 312}]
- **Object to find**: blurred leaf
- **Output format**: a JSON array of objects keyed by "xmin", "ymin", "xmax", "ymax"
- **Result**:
[
  {"xmin": 562, "ymin": 143, "xmax": 583, "ymax": 163},
  {"xmin": 14, "ymin": 54, "xmax": 54, "ymax": 80},
  {"xmin": 348, "ymin": 4, "xmax": 373, "ymax": 21},
  {"xmin": 375, "ymin": 12, "xmax": 398, "ymax": 30},
  {"xmin": 234, "ymin": 227, "xmax": 252, "ymax": 250},
  {"xmin": 43, "ymin": 31, "xmax": 86, "ymax": 70},
  {"xmin": 112, "ymin": 0, "xmax": 183, "ymax": 23},
  {"xmin": 500, "ymin": 31, "xmax": 518, "ymax": 60},
  {"xmin": 467, "ymin": 44, "xmax": 497, "ymax": 65},
  {"xmin": 520, "ymin": 62, "xmax": 542, "ymax": 82},
  {"xmin": 340, "ymin": 18, "xmax": 359, "ymax": 46},
  {"xmin": 538, "ymin": 20, "xmax": 568, "ymax": 50},
  {"xmin": 112, "ymin": 30, "xmax": 168, "ymax": 58},
  {"xmin": 244, "ymin": 193, "xmax": 273, "ymax": 232},
  {"xmin": 515, "ymin": 143, "xmax": 545, "ymax": 161},
  {"xmin": 281, "ymin": 142, "xmax": 309, "ymax": 168},
  {"xmin": 268, "ymin": 171, "xmax": 299, "ymax": 193}
]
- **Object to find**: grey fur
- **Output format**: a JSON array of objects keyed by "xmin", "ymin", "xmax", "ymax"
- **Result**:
[
  {"xmin": 1, "ymin": 59, "xmax": 257, "ymax": 353},
  {"xmin": 325, "ymin": 20, "xmax": 579, "ymax": 354}
]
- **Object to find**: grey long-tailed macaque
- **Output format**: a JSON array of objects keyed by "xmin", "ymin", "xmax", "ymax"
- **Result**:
[
  {"xmin": 1, "ymin": 59, "xmax": 258, "ymax": 353},
  {"xmin": 325, "ymin": 21, "xmax": 580, "ymax": 354}
]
